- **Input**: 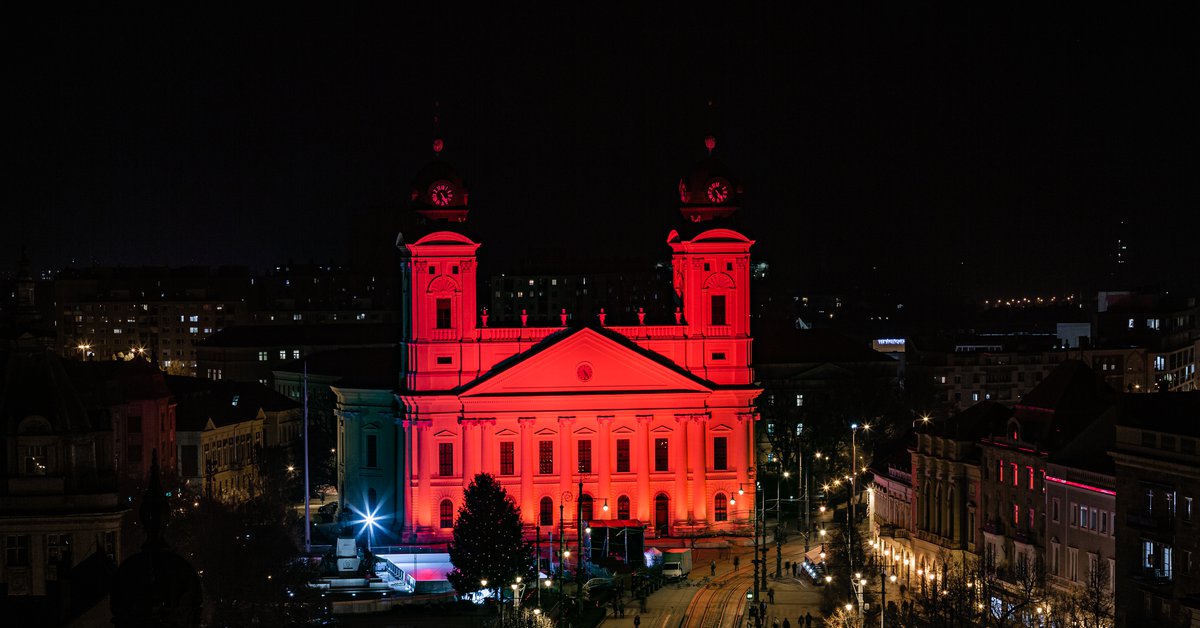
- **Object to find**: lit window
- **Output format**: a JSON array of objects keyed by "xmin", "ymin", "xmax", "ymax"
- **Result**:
[
  {"xmin": 654, "ymin": 438, "xmax": 669, "ymax": 471},
  {"xmin": 500, "ymin": 442, "xmax": 514, "ymax": 475},
  {"xmin": 438, "ymin": 443, "xmax": 454, "ymax": 477},
  {"xmin": 714, "ymin": 494, "xmax": 728, "ymax": 522},
  {"xmin": 279, "ymin": 350, "xmax": 287, "ymax": 360},
  {"xmin": 540, "ymin": 497, "xmax": 554, "ymax": 526},
  {"xmin": 189, "ymin": 327, "xmax": 198, "ymax": 334},
  {"xmin": 795, "ymin": 394, "xmax": 804, "ymax": 407},
  {"xmin": 189, "ymin": 315, "xmax": 199, "ymax": 322},
  {"xmin": 440, "ymin": 500, "xmax": 454, "ymax": 528},
  {"xmin": 292, "ymin": 350, "xmax": 300, "ymax": 360},
  {"xmin": 1147, "ymin": 319, "xmax": 1160, "ymax": 330},
  {"xmin": 539, "ymin": 441, "xmax": 554, "ymax": 474},
  {"xmin": 258, "ymin": 351, "xmax": 268, "ymax": 361},
  {"xmin": 1128, "ymin": 318, "xmax": 1135, "ymax": 329}
]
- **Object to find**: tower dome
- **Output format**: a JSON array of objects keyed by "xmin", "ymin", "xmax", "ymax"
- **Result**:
[
  {"xmin": 678, "ymin": 135, "xmax": 742, "ymax": 222},
  {"xmin": 410, "ymin": 137, "xmax": 469, "ymax": 223}
]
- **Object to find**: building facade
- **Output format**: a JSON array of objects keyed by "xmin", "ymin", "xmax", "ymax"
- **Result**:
[
  {"xmin": 337, "ymin": 137, "xmax": 760, "ymax": 544},
  {"xmin": 1110, "ymin": 392, "xmax": 1200, "ymax": 626}
]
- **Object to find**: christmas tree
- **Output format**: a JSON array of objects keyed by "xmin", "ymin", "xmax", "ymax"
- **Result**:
[{"xmin": 447, "ymin": 473, "xmax": 534, "ymax": 596}]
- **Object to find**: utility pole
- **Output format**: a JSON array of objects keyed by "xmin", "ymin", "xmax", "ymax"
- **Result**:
[{"xmin": 303, "ymin": 361, "xmax": 311, "ymax": 554}]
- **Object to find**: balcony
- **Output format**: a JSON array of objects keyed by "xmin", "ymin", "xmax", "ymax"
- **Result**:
[
  {"xmin": 1126, "ymin": 509, "xmax": 1174, "ymax": 533},
  {"xmin": 1131, "ymin": 566, "xmax": 1174, "ymax": 586}
]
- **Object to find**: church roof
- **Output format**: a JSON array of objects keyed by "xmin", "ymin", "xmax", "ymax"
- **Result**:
[
  {"xmin": 442, "ymin": 325, "xmax": 726, "ymax": 398},
  {"xmin": 0, "ymin": 348, "xmax": 94, "ymax": 434}
]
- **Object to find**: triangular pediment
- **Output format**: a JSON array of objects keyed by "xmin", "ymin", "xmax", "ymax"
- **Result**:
[
  {"xmin": 495, "ymin": 428, "xmax": 518, "ymax": 437},
  {"xmin": 534, "ymin": 428, "xmax": 558, "ymax": 436},
  {"xmin": 650, "ymin": 425, "xmax": 674, "ymax": 433},
  {"xmin": 574, "ymin": 427, "xmax": 597, "ymax": 435},
  {"xmin": 612, "ymin": 426, "xmax": 635, "ymax": 434},
  {"xmin": 434, "ymin": 429, "xmax": 457, "ymax": 437},
  {"xmin": 461, "ymin": 328, "xmax": 713, "ymax": 397},
  {"xmin": 709, "ymin": 424, "xmax": 733, "ymax": 433}
]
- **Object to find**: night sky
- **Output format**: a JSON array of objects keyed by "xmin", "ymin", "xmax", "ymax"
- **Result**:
[{"xmin": 9, "ymin": 7, "xmax": 1197, "ymax": 296}]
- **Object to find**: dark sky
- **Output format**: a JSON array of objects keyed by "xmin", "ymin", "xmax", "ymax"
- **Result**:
[{"xmin": 9, "ymin": 7, "xmax": 1197, "ymax": 296}]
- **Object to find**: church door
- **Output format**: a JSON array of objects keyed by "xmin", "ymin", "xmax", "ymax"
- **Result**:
[{"xmin": 655, "ymin": 494, "xmax": 670, "ymax": 536}]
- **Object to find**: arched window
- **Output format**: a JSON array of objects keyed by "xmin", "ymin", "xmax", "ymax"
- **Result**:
[
  {"xmin": 540, "ymin": 496, "xmax": 554, "ymax": 526},
  {"xmin": 617, "ymin": 496, "xmax": 631, "ymax": 520},
  {"xmin": 714, "ymin": 493, "xmax": 728, "ymax": 522},
  {"xmin": 580, "ymin": 494, "xmax": 593, "ymax": 523},
  {"xmin": 439, "ymin": 499, "xmax": 454, "ymax": 529}
]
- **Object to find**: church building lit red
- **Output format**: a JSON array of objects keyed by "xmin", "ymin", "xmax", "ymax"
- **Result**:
[{"xmin": 334, "ymin": 135, "xmax": 759, "ymax": 544}]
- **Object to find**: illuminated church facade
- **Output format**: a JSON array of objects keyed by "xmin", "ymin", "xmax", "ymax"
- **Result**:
[{"xmin": 335, "ymin": 136, "xmax": 760, "ymax": 544}]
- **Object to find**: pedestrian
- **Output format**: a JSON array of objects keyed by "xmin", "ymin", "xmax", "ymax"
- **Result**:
[
  {"xmin": 768, "ymin": 587, "xmax": 775, "ymax": 604},
  {"xmin": 773, "ymin": 617, "xmax": 779, "ymax": 628},
  {"xmin": 805, "ymin": 611, "xmax": 813, "ymax": 627},
  {"xmin": 759, "ymin": 600, "xmax": 766, "ymax": 618},
  {"xmin": 783, "ymin": 618, "xmax": 791, "ymax": 628},
  {"xmin": 784, "ymin": 560, "xmax": 790, "ymax": 574},
  {"xmin": 793, "ymin": 563, "xmax": 799, "ymax": 578},
  {"xmin": 711, "ymin": 560, "xmax": 717, "ymax": 576},
  {"xmin": 734, "ymin": 555, "xmax": 740, "ymax": 570},
  {"xmin": 634, "ymin": 614, "xmax": 641, "ymax": 628}
]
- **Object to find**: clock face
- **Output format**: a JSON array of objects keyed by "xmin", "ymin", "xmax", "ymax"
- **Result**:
[
  {"xmin": 430, "ymin": 183, "xmax": 454, "ymax": 206},
  {"xmin": 576, "ymin": 362, "xmax": 594, "ymax": 382},
  {"xmin": 706, "ymin": 179, "xmax": 730, "ymax": 203}
]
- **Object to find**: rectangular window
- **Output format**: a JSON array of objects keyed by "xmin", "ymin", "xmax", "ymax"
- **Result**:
[
  {"xmin": 1028, "ymin": 467, "xmax": 1035, "ymax": 490},
  {"xmin": 1090, "ymin": 508, "xmax": 1098, "ymax": 530},
  {"xmin": 279, "ymin": 350, "xmax": 288, "ymax": 360},
  {"xmin": 258, "ymin": 351, "xmax": 268, "ymax": 361},
  {"xmin": 1011, "ymin": 463, "xmax": 1018, "ymax": 486},
  {"xmin": 539, "ymin": 440, "xmax": 554, "ymax": 474},
  {"xmin": 436, "ymin": 356, "xmax": 453, "ymax": 365},
  {"xmin": 6, "ymin": 535, "xmax": 31, "ymax": 567},
  {"xmin": 654, "ymin": 438, "xmax": 669, "ymax": 472},
  {"xmin": 47, "ymin": 533, "xmax": 72, "ymax": 564},
  {"xmin": 713, "ymin": 437, "xmax": 728, "ymax": 471},
  {"xmin": 1069, "ymin": 548, "xmax": 1079, "ymax": 581},
  {"xmin": 998, "ymin": 460, "xmax": 1004, "ymax": 483},
  {"xmin": 711, "ymin": 295, "xmax": 727, "ymax": 326},
  {"xmin": 438, "ymin": 442, "xmax": 454, "ymax": 477},
  {"xmin": 1028, "ymin": 507, "xmax": 1035, "ymax": 530},
  {"xmin": 1052, "ymin": 499, "xmax": 1060, "ymax": 523},
  {"xmin": 616, "ymin": 439, "xmax": 630, "ymax": 473},
  {"xmin": 1186, "ymin": 497, "xmax": 1194, "ymax": 522},
  {"xmin": 1101, "ymin": 511, "xmax": 1108, "ymax": 534},
  {"xmin": 1080, "ymin": 506, "xmax": 1089, "ymax": 528},
  {"xmin": 366, "ymin": 434, "xmax": 378, "ymax": 468},
  {"xmin": 500, "ymin": 442, "xmax": 515, "ymax": 475},
  {"xmin": 577, "ymin": 440, "xmax": 592, "ymax": 474},
  {"xmin": 292, "ymin": 349, "xmax": 300, "ymax": 360},
  {"xmin": 435, "ymin": 298, "xmax": 453, "ymax": 329},
  {"xmin": 795, "ymin": 394, "xmax": 804, "ymax": 407}
]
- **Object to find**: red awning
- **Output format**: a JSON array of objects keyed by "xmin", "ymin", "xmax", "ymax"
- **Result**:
[{"xmin": 589, "ymin": 520, "xmax": 644, "ymax": 529}]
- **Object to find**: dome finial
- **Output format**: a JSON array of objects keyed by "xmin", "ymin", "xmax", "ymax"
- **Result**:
[{"xmin": 704, "ymin": 135, "xmax": 716, "ymax": 155}]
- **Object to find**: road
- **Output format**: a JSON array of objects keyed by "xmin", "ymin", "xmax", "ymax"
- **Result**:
[{"xmin": 599, "ymin": 537, "xmax": 828, "ymax": 628}]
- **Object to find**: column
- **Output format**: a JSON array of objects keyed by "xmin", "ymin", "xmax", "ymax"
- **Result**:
[
  {"xmin": 558, "ymin": 417, "xmax": 574, "ymax": 523},
  {"xmin": 734, "ymin": 413, "xmax": 749, "ymax": 490},
  {"xmin": 597, "ymin": 416, "xmax": 613, "ymax": 519},
  {"xmin": 400, "ymin": 420, "xmax": 415, "ymax": 537},
  {"xmin": 636, "ymin": 415, "xmax": 652, "ymax": 521},
  {"xmin": 689, "ymin": 414, "xmax": 708, "ymax": 522},
  {"xmin": 520, "ymin": 418, "xmax": 535, "ymax": 524},
  {"xmin": 480, "ymin": 419, "xmax": 495, "ymax": 476},
  {"xmin": 418, "ymin": 421, "xmax": 433, "ymax": 530},
  {"xmin": 461, "ymin": 420, "xmax": 476, "ymax": 489},
  {"xmin": 674, "ymin": 415, "xmax": 689, "ymax": 523}
]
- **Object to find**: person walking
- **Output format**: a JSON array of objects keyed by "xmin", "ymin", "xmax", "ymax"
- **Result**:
[
  {"xmin": 711, "ymin": 560, "xmax": 717, "ymax": 577},
  {"xmin": 634, "ymin": 614, "xmax": 641, "ymax": 628},
  {"xmin": 804, "ymin": 611, "xmax": 812, "ymax": 627},
  {"xmin": 768, "ymin": 587, "xmax": 775, "ymax": 604},
  {"xmin": 733, "ymin": 555, "xmax": 740, "ymax": 570},
  {"xmin": 783, "ymin": 618, "xmax": 791, "ymax": 628}
]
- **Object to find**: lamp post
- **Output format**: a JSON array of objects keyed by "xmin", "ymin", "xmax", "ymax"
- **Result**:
[
  {"xmin": 880, "ymin": 572, "xmax": 896, "ymax": 627},
  {"xmin": 849, "ymin": 422, "xmax": 870, "ymax": 573}
]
